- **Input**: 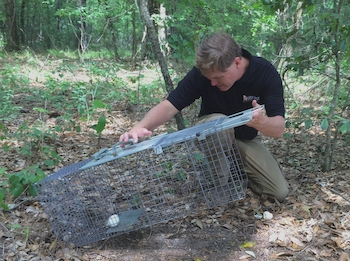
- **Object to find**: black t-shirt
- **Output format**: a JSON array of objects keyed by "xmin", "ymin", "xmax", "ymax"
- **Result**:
[{"xmin": 167, "ymin": 49, "xmax": 285, "ymax": 140}]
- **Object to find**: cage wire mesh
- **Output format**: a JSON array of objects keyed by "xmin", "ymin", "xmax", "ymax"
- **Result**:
[{"xmin": 35, "ymin": 107, "xmax": 262, "ymax": 246}]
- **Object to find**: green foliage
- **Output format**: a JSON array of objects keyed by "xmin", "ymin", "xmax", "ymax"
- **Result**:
[
  {"xmin": 193, "ymin": 152, "xmax": 205, "ymax": 164},
  {"xmin": 338, "ymin": 119, "xmax": 350, "ymax": 134},
  {"xmin": 8, "ymin": 166, "xmax": 45, "ymax": 197},
  {"xmin": 0, "ymin": 65, "xmax": 29, "ymax": 120},
  {"xmin": 0, "ymin": 165, "xmax": 46, "ymax": 210},
  {"xmin": 320, "ymin": 119, "xmax": 329, "ymax": 131},
  {"xmin": 0, "ymin": 121, "xmax": 61, "ymax": 209},
  {"xmin": 129, "ymin": 82, "xmax": 165, "ymax": 105},
  {"xmin": 90, "ymin": 100, "xmax": 107, "ymax": 134},
  {"xmin": 167, "ymin": 34, "xmax": 195, "ymax": 67}
]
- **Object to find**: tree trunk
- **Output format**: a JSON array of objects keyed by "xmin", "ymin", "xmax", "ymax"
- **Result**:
[
  {"xmin": 276, "ymin": 2, "xmax": 303, "ymax": 71},
  {"xmin": 97, "ymin": 0, "xmax": 120, "ymax": 60},
  {"xmin": 131, "ymin": 6, "xmax": 139, "ymax": 70},
  {"xmin": 137, "ymin": 0, "xmax": 185, "ymax": 130},
  {"xmin": 78, "ymin": 0, "xmax": 88, "ymax": 53},
  {"xmin": 321, "ymin": 0, "xmax": 344, "ymax": 171},
  {"xmin": 19, "ymin": 0, "xmax": 27, "ymax": 45},
  {"xmin": 4, "ymin": 0, "xmax": 20, "ymax": 51},
  {"xmin": 158, "ymin": 4, "xmax": 168, "ymax": 56}
]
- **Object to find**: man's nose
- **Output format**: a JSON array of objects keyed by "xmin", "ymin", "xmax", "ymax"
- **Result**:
[{"xmin": 211, "ymin": 80, "xmax": 217, "ymax": 86}]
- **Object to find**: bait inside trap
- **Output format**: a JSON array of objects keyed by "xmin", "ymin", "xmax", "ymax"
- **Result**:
[{"xmin": 35, "ymin": 107, "xmax": 262, "ymax": 246}]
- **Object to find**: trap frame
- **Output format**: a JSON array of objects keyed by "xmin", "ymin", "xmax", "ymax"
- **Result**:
[{"xmin": 35, "ymin": 107, "xmax": 262, "ymax": 246}]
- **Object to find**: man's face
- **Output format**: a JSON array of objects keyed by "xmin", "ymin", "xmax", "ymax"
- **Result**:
[{"xmin": 202, "ymin": 57, "xmax": 242, "ymax": 92}]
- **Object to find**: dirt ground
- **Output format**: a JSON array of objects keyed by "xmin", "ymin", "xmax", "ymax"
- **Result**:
[{"xmin": 1, "ymin": 99, "xmax": 350, "ymax": 261}]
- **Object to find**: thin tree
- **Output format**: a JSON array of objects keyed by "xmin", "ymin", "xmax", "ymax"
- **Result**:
[
  {"xmin": 321, "ymin": 0, "xmax": 345, "ymax": 171},
  {"xmin": 4, "ymin": 0, "xmax": 20, "ymax": 51},
  {"xmin": 137, "ymin": 0, "xmax": 185, "ymax": 130}
]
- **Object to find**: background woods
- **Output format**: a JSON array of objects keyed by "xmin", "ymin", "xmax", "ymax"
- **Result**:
[
  {"xmin": 0, "ymin": 0, "xmax": 350, "ymax": 260},
  {"xmin": 1, "ymin": 0, "xmax": 348, "ymax": 171}
]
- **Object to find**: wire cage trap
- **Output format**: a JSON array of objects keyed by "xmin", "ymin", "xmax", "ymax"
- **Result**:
[{"xmin": 35, "ymin": 107, "xmax": 262, "ymax": 246}]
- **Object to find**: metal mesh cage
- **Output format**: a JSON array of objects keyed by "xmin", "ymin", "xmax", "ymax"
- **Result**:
[{"xmin": 35, "ymin": 108, "xmax": 261, "ymax": 246}]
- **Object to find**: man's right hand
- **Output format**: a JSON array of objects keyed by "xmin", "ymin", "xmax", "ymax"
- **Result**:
[
  {"xmin": 118, "ymin": 100, "xmax": 179, "ymax": 145},
  {"xmin": 119, "ymin": 128, "xmax": 152, "ymax": 144}
]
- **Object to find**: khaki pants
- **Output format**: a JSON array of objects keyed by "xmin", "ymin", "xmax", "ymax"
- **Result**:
[{"xmin": 197, "ymin": 113, "xmax": 289, "ymax": 202}]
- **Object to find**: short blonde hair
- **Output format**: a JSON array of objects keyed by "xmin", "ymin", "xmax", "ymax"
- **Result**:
[{"xmin": 195, "ymin": 33, "xmax": 242, "ymax": 72}]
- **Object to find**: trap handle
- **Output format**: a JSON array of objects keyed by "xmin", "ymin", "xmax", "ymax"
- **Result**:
[{"xmin": 92, "ymin": 139, "xmax": 134, "ymax": 160}]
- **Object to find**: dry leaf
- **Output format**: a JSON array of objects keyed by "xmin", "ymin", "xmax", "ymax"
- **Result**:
[
  {"xmin": 49, "ymin": 239, "xmax": 57, "ymax": 251},
  {"xmin": 29, "ymin": 244, "xmax": 40, "ymax": 251},
  {"xmin": 245, "ymin": 251, "xmax": 256, "ymax": 258},
  {"xmin": 277, "ymin": 232, "xmax": 289, "ymax": 246},
  {"xmin": 221, "ymin": 223, "xmax": 233, "ymax": 230},
  {"xmin": 331, "ymin": 237, "xmax": 346, "ymax": 249},
  {"xmin": 274, "ymin": 252, "xmax": 294, "ymax": 257},
  {"xmin": 292, "ymin": 243, "xmax": 303, "ymax": 250},
  {"xmin": 268, "ymin": 233, "xmax": 278, "ymax": 243},
  {"xmin": 290, "ymin": 236, "xmax": 305, "ymax": 247},
  {"xmin": 196, "ymin": 219, "xmax": 203, "ymax": 229}
]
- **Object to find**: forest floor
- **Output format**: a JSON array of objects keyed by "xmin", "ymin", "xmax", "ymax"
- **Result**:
[{"xmin": 0, "ymin": 63, "xmax": 350, "ymax": 261}]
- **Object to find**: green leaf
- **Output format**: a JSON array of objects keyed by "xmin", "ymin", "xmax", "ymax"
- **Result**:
[
  {"xmin": 36, "ymin": 168, "xmax": 46, "ymax": 180},
  {"xmin": 10, "ymin": 183, "xmax": 25, "ymax": 197},
  {"xmin": 339, "ymin": 122, "xmax": 350, "ymax": 134},
  {"xmin": 194, "ymin": 152, "xmax": 205, "ymax": 163},
  {"xmin": 304, "ymin": 119, "xmax": 312, "ymax": 129},
  {"xmin": 0, "ymin": 167, "xmax": 6, "ymax": 175},
  {"xmin": 320, "ymin": 119, "xmax": 329, "ymax": 131},
  {"xmin": 0, "ymin": 201, "xmax": 9, "ymax": 210},
  {"xmin": 339, "ymin": 40, "xmax": 347, "ymax": 52},
  {"xmin": 176, "ymin": 172, "xmax": 186, "ymax": 181},
  {"xmin": 0, "ymin": 188, "xmax": 7, "ymax": 199},
  {"xmin": 10, "ymin": 224, "xmax": 22, "ymax": 229},
  {"xmin": 44, "ymin": 159, "xmax": 55, "ymax": 167},
  {"xmin": 95, "ymin": 115, "xmax": 106, "ymax": 133},
  {"xmin": 301, "ymin": 108, "xmax": 314, "ymax": 115},
  {"xmin": 93, "ymin": 100, "xmax": 106, "ymax": 108},
  {"xmin": 285, "ymin": 120, "xmax": 291, "ymax": 128},
  {"xmin": 283, "ymin": 133, "xmax": 292, "ymax": 138},
  {"xmin": 28, "ymin": 185, "xmax": 37, "ymax": 196},
  {"xmin": 9, "ymin": 175, "xmax": 20, "ymax": 184},
  {"xmin": 240, "ymin": 241, "xmax": 257, "ymax": 248}
]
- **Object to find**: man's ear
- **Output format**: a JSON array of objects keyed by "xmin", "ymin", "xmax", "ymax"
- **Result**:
[{"xmin": 234, "ymin": 56, "xmax": 241, "ymax": 67}]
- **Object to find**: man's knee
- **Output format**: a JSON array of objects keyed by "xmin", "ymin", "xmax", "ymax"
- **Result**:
[
  {"xmin": 271, "ymin": 185, "xmax": 289, "ymax": 202},
  {"xmin": 248, "ymin": 180, "xmax": 289, "ymax": 202}
]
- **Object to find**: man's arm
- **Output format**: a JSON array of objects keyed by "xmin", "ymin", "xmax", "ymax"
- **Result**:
[
  {"xmin": 119, "ymin": 100, "xmax": 179, "ymax": 143},
  {"xmin": 247, "ymin": 100, "xmax": 285, "ymax": 138}
]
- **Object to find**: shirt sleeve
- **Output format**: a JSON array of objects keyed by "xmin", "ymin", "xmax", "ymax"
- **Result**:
[{"xmin": 166, "ymin": 67, "xmax": 203, "ymax": 111}]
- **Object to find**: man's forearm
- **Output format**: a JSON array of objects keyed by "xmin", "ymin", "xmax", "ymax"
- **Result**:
[
  {"xmin": 132, "ymin": 100, "xmax": 179, "ymax": 131},
  {"xmin": 253, "ymin": 115, "xmax": 285, "ymax": 138}
]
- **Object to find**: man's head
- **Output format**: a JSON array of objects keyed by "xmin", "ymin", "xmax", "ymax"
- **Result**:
[
  {"xmin": 195, "ymin": 33, "xmax": 245, "ymax": 91},
  {"xmin": 195, "ymin": 32, "xmax": 242, "ymax": 72}
]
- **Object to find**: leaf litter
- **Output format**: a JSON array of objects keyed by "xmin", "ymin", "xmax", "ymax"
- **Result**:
[{"xmin": 0, "ymin": 82, "xmax": 349, "ymax": 261}]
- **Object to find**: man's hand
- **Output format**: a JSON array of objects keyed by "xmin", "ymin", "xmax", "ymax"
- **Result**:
[
  {"xmin": 247, "ymin": 100, "xmax": 267, "ymax": 127},
  {"xmin": 247, "ymin": 100, "xmax": 285, "ymax": 138},
  {"xmin": 119, "ymin": 127, "xmax": 152, "ymax": 144},
  {"xmin": 119, "ymin": 100, "xmax": 179, "ymax": 145}
]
